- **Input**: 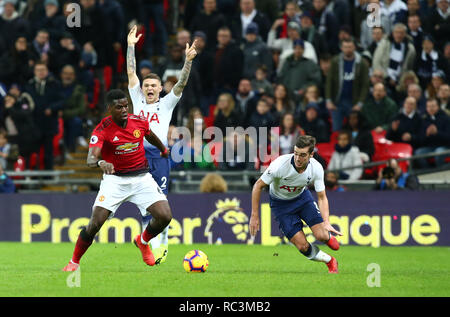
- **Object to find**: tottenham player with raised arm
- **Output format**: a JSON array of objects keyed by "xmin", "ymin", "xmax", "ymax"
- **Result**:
[
  {"xmin": 126, "ymin": 25, "xmax": 198, "ymax": 264},
  {"xmin": 249, "ymin": 135, "xmax": 342, "ymax": 273},
  {"xmin": 62, "ymin": 89, "xmax": 172, "ymax": 271}
]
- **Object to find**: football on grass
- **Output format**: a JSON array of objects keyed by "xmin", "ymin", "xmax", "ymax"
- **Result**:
[{"xmin": 183, "ymin": 250, "xmax": 209, "ymax": 273}]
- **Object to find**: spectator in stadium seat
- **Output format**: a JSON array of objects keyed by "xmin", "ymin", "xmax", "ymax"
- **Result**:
[
  {"xmin": 414, "ymin": 35, "xmax": 449, "ymax": 90},
  {"xmin": 31, "ymin": 29, "xmax": 54, "ymax": 68},
  {"xmin": 0, "ymin": 0, "xmax": 30, "ymax": 50},
  {"xmin": 242, "ymin": 22, "xmax": 273, "ymax": 79},
  {"xmin": 277, "ymin": 39, "xmax": 321, "ymax": 102},
  {"xmin": 298, "ymin": 102, "xmax": 329, "ymax": 144},
  {"xmin": 2, "ymin": 89, "xmax": 40, "ymax": 169},
  {"xmin": 32, "ymin": 0, "xmax": 67, "ymax": 48},
  {"xmin": 0, "ymin": 163, "xmax": 15, "ymax": 193},
  {"xmin": 188, "ymin": 0, "xmax": 227, "ymax": 51},
  {"xmin": 372, "ymin": 23, "xmax": 416, "ymax": 91},
  {"xmin": 60, "ymin": 65, "xmax": 87, "ymax": 153},
  {"xmin": 386, "ymin": 96, "xmax": 422, "ymax": 149},
  {"xmin": 52, "ymin": 32, "xmax": 81, "ymax": 75},
  {"xmin": 407, "ymin": 14, "xmax": 425, "ymax": 54},
  {"xmin": 327, "ymin": 130, "xmax": 363, "ymax": 180},
  {"xmin": 415, "ymin": 98, "xmax": 450, "ymax": 168},
  {"xmin": 69, "ymin": 0, "xmax": 109, "ymax": 67},
  {"xmin": 437, "ymin": 84, "xmax": 450, "ymax": 115},
  {"xmin": 299, "ymin": 10, "xmax": 328, "ymax": 59},
  {"xmin": 362, "ymin": 26, "xmax": 385, "ymax": 60},
  {"xmin": 311, "ymin": 0, "xmax": 340, "ymax": 54},
  {"xmin": 218, "ymin": 130, "xmax": 255, "ymax": 170},
  {"xmin": 229, "ymin": 0, "xmax": 271, "ymax": 44},
  {"xmin": 141, "ymin": 0, "xmax": 168, "ymax": 58},
  {"xmin": 406, "ymin": 82, "xmax": 427, "ymax": 114},
  {"xmin": 375, "ymin": 158, "xmax": 420, "ymax": 190},
  {"xmin": 425, "ymin": 0, "xmax": 450, "ymax": 51},
  {"xmin": 24, "ymin": 61, "xmax": 64, "ymax": 170},
  {"xmin": 268, "ymin": 20, "xmax": 318, "ymax": 74},
  {"xmin": 0, "ymin": 129, "xmax": 11, "ymax": 169},
  {"xmin": 199, "ymin": 173, "xmax": 228, "ymax": 192},
  {"xmin": 324, "ymin": 171, "xmax": 346, "ymax": 192},
  {"xmin": 214, "ymin": 93, "xmax": 243, "ymax": 135},
  {"xmin": 325, "ymin": 38, "xmax": 370, "ymax": 132},
  {"xmin": 235, "ymin": 78, "xmax": 259, "ymax": 127},
  {"xmin": 394, "ymin": 70, "xmax": 420, "ymax": 105},
  {"xmin": 273, "ymin": 83, "xmax": 295, "ymax": 125},
  {"xmin": 343, "ymin": 110, "xmax": 375, "ymax": 162},
  {"xmin": 0, "ymin": 36, "xmax": 35, "ymax": 87},
  {"xmin": 183, "ymin": 136, "xmax": 216, "ymax": 171},
  {"xmin": 270, "ymin": 1, "xmax": 301, "ymax": 40},
  {"xmin": 384, "ymin": 0, "xmax": 408, "ymax": 25},
  {"xmin": 251, "ymin": 65, "xmax": 274, "ymax": 97},
  {"xmin": 361, "ymin": 83, "xmax": 398, "ymax": 132},
  {"xmin": 191, "ymin": 31, "xmax": 215, "ymax": 115},
  {"xmin": 212, "ymin": 26, "xmax": 244, "ymax": 93},
  {"xmin": 360, "ymin": 0, "xmax": 391, "ymax": 51},
  {"xmin": 279, "ymin": 112, "xmax": 301, "ymax": 155},
  {"xmin": 425, "ymin": 70, "xmax": 446, "ymax": 99},
  {"xmin": 248, "ymin": 98, "xmax": 276, "ymax": 132}
]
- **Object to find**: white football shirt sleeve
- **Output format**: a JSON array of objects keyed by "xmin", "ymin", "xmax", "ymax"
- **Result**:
[
  {"xmin": 164, "ymin": 89, "xmax": 182, "ymax": 111},
  {"xmin": 313, "ymin": 161, "xmax": 326, "ymax": 192},
  {"xmin": 128, "ymin": 82, "xmax": 144, "ymax": 115}
]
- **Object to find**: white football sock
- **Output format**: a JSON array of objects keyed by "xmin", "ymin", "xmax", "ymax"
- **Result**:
[
  {"xmin": 150, "ymin": 234, "xmax": 161, "ymax": 249},
  {"xmin": 306, "ymin": 244, "xmax": 332, "ymax": 263},
  {"xmin": 159, "ymin": 226, "xmax": 169, "ymax": 246}
]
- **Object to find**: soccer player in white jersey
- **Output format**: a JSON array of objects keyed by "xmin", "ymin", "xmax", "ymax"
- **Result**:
[
  {"xmin": 126, "ymin": 25, "xmax": 198, "ymax": 264},
  {"xmin": 250, "ymin": 135, "xmax": 342, "ymax": 273}
]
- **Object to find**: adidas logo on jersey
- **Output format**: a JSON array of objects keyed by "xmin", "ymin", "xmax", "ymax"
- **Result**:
[{"xmin": 113, "ymin": 136, "xmax": 119, "ymax": 141}]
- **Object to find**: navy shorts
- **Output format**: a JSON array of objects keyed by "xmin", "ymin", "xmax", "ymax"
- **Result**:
[
  {"xmin": 269, "ymin": 189, "xmax": 324, "ymax": 240},
  {"xmin": 146, "ymin": 155, "xmax": 170, "ymax": 195}
]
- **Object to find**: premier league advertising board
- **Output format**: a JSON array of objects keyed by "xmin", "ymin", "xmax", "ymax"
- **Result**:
[{"xmin": 0, "ymin": 191, "xmax": 449, "ymax": 246}]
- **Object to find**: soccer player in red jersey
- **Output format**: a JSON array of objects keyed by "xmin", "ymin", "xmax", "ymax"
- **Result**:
[{"xmin": 62, "ymin": 89, "xmax": 172, "ymax": 271}]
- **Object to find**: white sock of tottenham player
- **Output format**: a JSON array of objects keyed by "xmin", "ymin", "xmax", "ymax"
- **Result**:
[{"xmin": 300, "ymin": 243, "xmax": 332, "ymax": 263}]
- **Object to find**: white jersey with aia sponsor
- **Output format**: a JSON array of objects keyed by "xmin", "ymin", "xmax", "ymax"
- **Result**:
[
  {"xmin": 128, "ymin": 83, "xmax": 181, "ymax": 157},
  {"xmin": 260, "ymin": 154, "xmax": 325, "ymax": 200}
]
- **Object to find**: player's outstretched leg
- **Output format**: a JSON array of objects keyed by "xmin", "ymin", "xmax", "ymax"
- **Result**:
[
  {"xmin": 290, "ymin": 230, "xmax": 338, "ymax": 273},
  {"xmin": 134, "ymin": 200, "xmax": 172, "ymax": 266},
  {"xmin": 311, "ymin": 223, "xmax": 340, "ymax": 251},
  {"xmin": 62, "ymin": 207, "xmax": 111, "ymax": 271}
]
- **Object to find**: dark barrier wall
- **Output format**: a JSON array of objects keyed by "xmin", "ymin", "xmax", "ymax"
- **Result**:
[{"xmin": 0, "ymin": 191, "xmax": 449, "ymax": 246}]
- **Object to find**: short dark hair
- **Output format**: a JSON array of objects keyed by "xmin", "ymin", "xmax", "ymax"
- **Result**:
[
  {"xmin": 295, "ymin": 135, "xmax": 316, "ymax": 153},
  {"xmin": 106, "ymin": 89, "xmax": 127, "ymax": 106},
  {"xmin": 142, "ymin": 73, "xmax": 162, "ymax": 84}
]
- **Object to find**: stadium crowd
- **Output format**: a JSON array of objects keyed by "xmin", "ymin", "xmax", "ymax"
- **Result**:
[{"xmin": 0, "ymin": 0, "xmax": 449, "ymax": 182}]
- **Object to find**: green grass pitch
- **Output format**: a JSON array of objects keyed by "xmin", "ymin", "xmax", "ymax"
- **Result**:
[{"xmin": 0, "ymin": 242, "xmax": 449, "ymax": 297}]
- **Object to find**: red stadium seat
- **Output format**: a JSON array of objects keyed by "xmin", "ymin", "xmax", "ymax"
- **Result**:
[
  {"xmin": 372, "ymin": 142, "xmax": 413, "ymax": 173},
  {"xmin": 371, "ymin": 129, "xmax": 387, "ymax": 143},
  {"xmin": 316, "ymin": 142, "xmax": 335, "ymax": 167},
  {"xmin": 209, "ymin": 141, "xmax": 223, "ymax": 168},
  {"xmin": 103, "ymin": 66, "xmax": 113, "ymax": 91},
  {"xmin": 329, "ymin": 131, "xmax": 339, "ymax": 145}
]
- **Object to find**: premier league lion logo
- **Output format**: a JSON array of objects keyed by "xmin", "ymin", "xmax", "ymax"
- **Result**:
[{"xmin": 204, "ymin": 198, "xmax": 252, "ymax": 244}]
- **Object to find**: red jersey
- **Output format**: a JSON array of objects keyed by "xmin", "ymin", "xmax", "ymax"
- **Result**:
[{"xmin": 89, "ymin": 114, "xmax": 151, "ymax": 176}]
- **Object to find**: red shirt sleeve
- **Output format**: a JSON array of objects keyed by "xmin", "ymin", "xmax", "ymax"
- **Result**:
[{"xmin": 89, "ymin": 128, "xmax": 105, "ymax": 149}]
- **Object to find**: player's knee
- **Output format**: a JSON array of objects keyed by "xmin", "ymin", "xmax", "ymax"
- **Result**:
[
  {"xmin": 159, "ymin": 208, "xmax": 172, "ymax": 227},
  {"xmin": 297, "ymin": 242, "xmax": 310, "ymax": 253},
  {"xmin": 314, "ymin": 229, "xmax": 329, "ymax": 242}
]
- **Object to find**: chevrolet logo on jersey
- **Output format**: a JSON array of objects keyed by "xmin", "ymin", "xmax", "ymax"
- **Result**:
[{"xmin": 115, "ymin": 142, "xmax": 140, "ymax": 152}]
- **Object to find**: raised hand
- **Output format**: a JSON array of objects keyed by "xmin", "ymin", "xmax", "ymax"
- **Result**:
[
  {"xmin": 185, "ymin": 39, "xmax": 198, "ymax": 61},
  {"xmin": 127, "ymin": 25, "xmax": 142, "ymax": 46}
]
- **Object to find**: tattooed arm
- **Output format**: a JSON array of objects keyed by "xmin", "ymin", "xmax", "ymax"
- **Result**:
[
  {"xmin": 173, "ymin": 40, "xmax": 198, "ymax": 97},
  {"xmin": 127, "ymin": 25, "xmax": 142, "ymax": 88}
]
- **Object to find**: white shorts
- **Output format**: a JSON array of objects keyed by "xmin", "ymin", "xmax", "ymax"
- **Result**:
[{"xmin": 93, "ymin": 173, "xmax": 167, "ymax": 218}]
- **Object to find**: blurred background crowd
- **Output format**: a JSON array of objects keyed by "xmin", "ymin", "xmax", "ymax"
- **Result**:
[{"xmin": 0, "ymin": 0, "xmax": 449, "ymax": 191}]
